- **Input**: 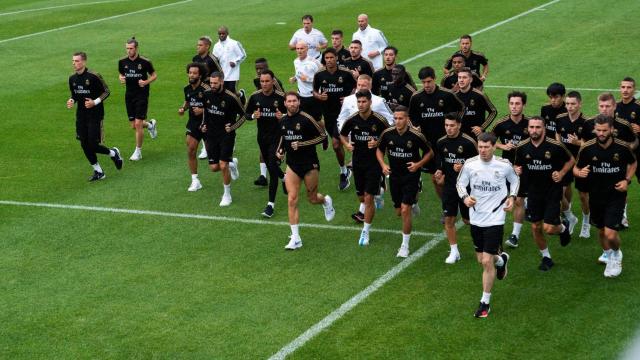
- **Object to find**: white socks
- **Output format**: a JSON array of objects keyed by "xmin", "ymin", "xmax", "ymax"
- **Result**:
[
  {"xmin": 481, "ymin": 292, "xmax": 491, "ymax": 304},
  {"xmin": 260, "ymin": 162, "xmax": 267, "ymax": 177},
  {"xmin": 340, "ymin": 166, "xmax": 347, "ymax": 175},
  {"xmin": 540, "ymin": 248, "xmax": 551, "ymax": 258},
  {"xmin": 291, "ymin": 224, "xmax": 299, "ymax": 238},
  {"xmin": 223, "ymin": 184, "xmax": 231, "ymax": 196},
  {"xmin": 363, "ymin": 222, "xmax": 371, "ymax": 232},
  {"xmin": 359, "ymin": 202, "xmax": 365, "ymax": 213},
  {"xmin": 92, "ymin": 163, "xmax": 103, "ymax": 173},
  {"xmin": 402, "ymin": 233, "xmax": 410, "ymax": 247},
  {"xmin": 512, "ymin": 222, "xmax": 522, "ymax": 237},
  {"xmin": 191, "ymin": 174, "xmax": 199, "ymax": 181}
]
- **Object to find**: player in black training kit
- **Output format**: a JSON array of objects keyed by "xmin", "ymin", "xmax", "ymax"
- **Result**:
[
  {"xmin": 118, "ymin": 37, "xmax": 158, "ymax": 161},
  {"xmin": 313, "ymin": 48, "xmax": 357, "ymax": 191},
  {"xmin": 540, "ymin": 82, "xmax": 567, "ymax": 139},
  {"xmin": 179, "ymin": 63, "xmax": 211, "ymax": 192},
  {"xmin": 340, "ymin": 90, "xmax": 390, "ymax": 246},
  {"xmin": 380, "ymin": 64, "xmax": 416, "ymax": 111},
  {"xmin": 344, "ymin": 40, "xmax": 374, "ymax": 79},
  {"xmin": 193, "ymin": 36, "xmax": 222, "ymax": 81},
  {"xmin": 492, "ymin": 91, "xmax": 529, "ymax": 248},
  {"xmin": 443, "ymin": 35, "xmax": 489, "ymax": 82},
  {"xmin": 68, "ymin": 52, "xmax": 123, "ymax": 181},
  {"xmin": 514, "ymin": 117, "xmax": 574, "ymax": 271},
  {"xmin": 372, "ymin": 46, "xmax": 416, "ymax": 96},
  {"xmin": 616, "ymin": 77, "xmax": 640, "ymax": 183},
  {"xmin": 277, "ymin": 92, "xmax": 335, "ymax": 250},
  {"xmin": 327, "ymin": 30, "xmax": 351, "ymax": 66},
  {"xmin": 574, "ymin": 115, "xmax": 637, "ymax": 277},
  {"xmin": 441, "ymin": 53, "xmax": 483, "ymax": 91},
  {"xmin": 377, "ymin": 106, "xmax": 433, "ymax": 258},
  {"xmin": 202, "ymin": 72, "xmax": 245, "ymax": 207},
  {"xmin": 434, "ymin": 113, "xmax": 477, "ymax": 263},
  {"xmin": 245, "ymin": 70, "xmax": 287, "ymax": 217},
  {"xmin": 455, "ymin": 68, "xmax": 497, "ymax": 139}
]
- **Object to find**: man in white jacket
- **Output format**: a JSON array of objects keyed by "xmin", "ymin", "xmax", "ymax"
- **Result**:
[
  {"xmin": 352, "ymin": 14, "xmax": 388, "ymax": 71},
  {"xmin": 337, "ymin": 74, "xmax": 393, "ymax": 131},
  {"xmin": 213, "ymin": 26, "xmax": 246, "ymax": 93}
]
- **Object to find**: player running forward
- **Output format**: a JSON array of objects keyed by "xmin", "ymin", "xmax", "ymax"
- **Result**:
[
  {"xmin": 574, "ymin": 115, "xmax": 636, "ymax": 277},
  {"xmin": 340, "ymin": 90, "xmax": 390, "ymax": 246},
  {"xmin": 245, "ymin": 70, "xmax": 287, "ymax": 217},
  {"xmin": 377, "ymin": 106, "xmax": 433, "ymax": 257},
  {"xmin": 541, "ymin": 82, "xmax": 567, "ymax": 139},
  {"xmin": 434, "ymin": 113, "xmax": 478, "ymax": 263},
  {"xmin": 455, "ymin": 67, "xmax": 497, "ymax": 139},
  {"xmin": 457, "ymin": 132, "xmax": 516, "ymax": 318},
  {"xmin": 277, "ymin": 92, "xmax": 335, "ymax": 250},
  {"xmin": 514, "ymin": 117, "xmax": 574, "ymax": 271}
]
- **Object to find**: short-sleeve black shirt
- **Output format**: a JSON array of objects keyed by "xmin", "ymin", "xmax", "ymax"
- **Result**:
[
  {"xmin": 408, "ymin": 86, "xmax": 464, "ymax": 145},
  {"xmin": 343, "ymin": 57, "xmax": 374, "ymax": 77},
  {"xmin": 436, "ymin": 133, "xmax": 478, "ymax": 186},
  {"xmin": 203, "ymin": 88, "xmax": 245, "ymax": 135},
  {"xmin": 576, "ymin": 139, "xmax": 635, "ymax": 199},
  {"xmin": 444, "ymin": 51, "xmax": 488, "ymax": 75},
  {"xmin": 280, "ymin": 111, "xmax": 325, "ymax": 166},
  {"xmin": 313, "ymin": 67, "xmax": 356, "ymax": 117},
  {"xmin": 616, "ymin": 99, "xmax": 640, "ymax": 125},
  {"xmin": 381, "ymin": 82, "xmax": 415, "ymax": 109},
  {"xmin": 455, "ymin": 88, "xmax": 497, "ymax": 137},
  {"xmin": 118, "ymin": 55, "xmax": 155, "ymax": 97},
  {"xmin": 514, "ymin": 137, "xmax": 572, "ymax": 192},
  {"xmin": 581, "ymin": 116, "xmax": 637, "ymax": 145},
  {"xmin": 340, "ymin": 111, "xmax": 390, "ymax": 166},
  {"xmin": 556, "ymin": 113, "xmax": 588, "ymax": 157},
  {"xmin": 540, "ymin": 103, "xmax": 566, "ymax": 139},
  {"xmin": 245, "ymin": 89, "xmax": 286, "ymax": 142},
  {"xmin": 192, "ymin": 53, "xmax": 222, "ymax": 80},
  {"xmin": 440, "ymin": 71, "xmax": 482, "ymax": 90},
  {"xmin": 492, "ymin": 115, "xmax": 530, "ymax": 162},
  {"xmin": 69, "ymin": 68, "xmax": 110, "ymax": 120},
  {"xmin": 183, "ymin": 82, "xmax": 209, "ymax": 124},
  {"xmin": 378, "ymin": 127, "xmax": 432, "ymax": 176}
]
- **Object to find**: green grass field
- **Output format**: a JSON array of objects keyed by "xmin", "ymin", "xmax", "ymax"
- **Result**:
[{"xmin": 1, "ymin": 0, "xmax": 640, "ymax": 358}]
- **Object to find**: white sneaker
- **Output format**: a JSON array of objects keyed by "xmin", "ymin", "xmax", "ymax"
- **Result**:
[
  {"xmin": 148, "ymin": 119, "xmax": 158, "ymax": 139},
  {"xmin": 129, "ymin": 149, "xmax": 141, "ymax": 161},
  {"xmin": 323, "ymin": 195, "xmax": 335, "ymax": 221},
  {"xmin": 597, "ymin": 251, "xmax": 608, "ymax": 264},
  {"xmin": 579, "ymin": 222, "xmax": 590, "ymax": 238},
  {"xmin": 285, "ymin": 236, "xmax": 302, "ymax": 250},
  {"xmin": 188, "ymin": 179, "xmax": 202, "ymax": 192},
  {"xmin": 445, "ymin": 251, "xmax": 461, "ymax": 264},
  {"xmin": 219, "ymin": 194, "xmax": 232, "ymax": 207},
  {"xmin": 567, "ymin": 213, "xmax": 579, "ymax": 234},
  {"xmin": 229, "ymin": 157, "xmax": 239, "ymax": 180},
  {"xmin": 198, "ymin": 146, "xmax": 208, "ymax": 159},
  {"xmin": 374, "ymin": 193, "xmax": 384, "ymax": 209},
  {"xmin": 358, "ymin": 230, "xmax": 369, "ymax": 246},
  {"xmin": 605, "ymin": 256, "xmax": 622, "ymax": 277},
  {"xmin": 412, "ymin": 203, "xmax": 421, "ymax": 217},
  {"xmin": 396, "ymin": 245, "xmax": 409, "ymax": 258}
]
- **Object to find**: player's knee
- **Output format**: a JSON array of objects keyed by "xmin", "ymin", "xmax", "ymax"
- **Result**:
[
  {"xmin": 400, "ymin": 204, "xmax": 411, "ymax": 217},
  {"xmin": 209, "ymin": 164, "xmax": 220, "ymax": 172},
  {"xmin": 219, "ymin": 161, "xmax": 228, "ymax": 171},
  {"xmin": 288, "ymin": 194, "xmax": 298, "ymax": 206},
  {"xmin": 481, "ymin": 256, "xmax": 494, "ymax": 268},
  {"xmin": 543, "ymin": 223, "xmax": 557, "ymax": 234}
]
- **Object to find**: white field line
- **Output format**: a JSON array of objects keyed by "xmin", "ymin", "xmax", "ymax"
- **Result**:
[
  {"xmin": 271, "ymin": 2, "xmax": 561, "ymax": 358},
  {"xmin": 0, "ymin": 0, "xmax": 129, "ymax": 16},
  {"xmin": 268, "ymin": 220, "xmax": 463, "ymax": 360},
  {"xmin": 0, "ymin": 0, "xmax": 192, "ymax": 44},
  {"xmin": 0, "ymin": 200, "xmax": 437, "ymax": 237},
  {"xmin": 484, "ymin": 85, "xmax": 617, "ymax": 92},
  {"xmin": 401, "ymin": 0, "xmax": 561, "ymax": 65}
]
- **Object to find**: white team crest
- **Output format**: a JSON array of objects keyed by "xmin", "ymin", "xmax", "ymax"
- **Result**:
[
  {"xmin": 494, "ymin": 170, "xmax": 501, "ymax": 180},
  {"xmin": 295, "ymin": 123, "xmax": 301, "ymax": 130}
]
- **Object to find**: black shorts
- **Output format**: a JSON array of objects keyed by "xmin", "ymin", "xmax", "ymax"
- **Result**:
[
  {"xmin": 75, "ymin": 116, "xmax": 103, "ymax": 143},
  {"xmin": 224, "ymin": 81, "xmax": 237, "ymax": 93},
  {"xmin": 590, "ymin": 195, "xmax": 625, "ymax": 230},
  {"xmin": 508, "ymin": 179, "xmax": 527, "ymax": 198},
  {"xmin": 353, "ymin": 164, "xmax": 382, "ymax": 196},
  {"xmin": 205, "ymin": 132, "xmax": 235, "ymax": 164},
  {"xmin": 125, "ymin": 93, "xmax": 149, "ymax": 121},
  {"xmin": 389, "ymin": 172, "xmax": 420, "ymax": 208},
  {"xmin": 525, "ymin": 186, "xmax": 562, "ymax": 225},
  {"xmin": 288, "ymin": 162, "xmax": 320, "ymax": 179},
  {"xmin": 185, "ymin": 119, "xmax": 205, "ymax": 141},
  {"xmin": 574, "ymin": 177, "xmax": 589, "ymax": 193},
  {"xmin": 470, "ymin": 224, "xmax": 504, "ymax": 255},
  {"xmin": 322, "ymin": 111, "xmax": 340, "ymax": 139},
  {"xmin": 420, "ymin": 161, "xmax": 437, "ymax": 174},
  {"xmin": 561, "ymin": 171, "xmax": 574, "ymax": 186},
  {"xmin": 300, "ymin": 96, "xmax": 322, "ymax": 122},
  {"xmin": 442, "ymin": 185, "xmax": 469, "ymax": 220}
]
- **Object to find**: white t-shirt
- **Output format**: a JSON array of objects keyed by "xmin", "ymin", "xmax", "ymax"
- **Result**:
[
  {"xmin": 456, "ymin": 155, "xmax": 519, "ymax": 227},
  {"xmin": 352, "ymin": 25, "xmax": 388, "ymax": 71},
  {"xmin": 212, "ymin": 37, "xmax": 247, "ymax": 81},
  {"xmin": 337, "ymin": 93, "xmax": 394, "ymax": 130},
  {"xmin": 293, "ymin": 56, "xmax": 321, "ymax": 97},
  {"xmin": 289, "ymin": 28, "xmax": 327, "ymax": 60}
]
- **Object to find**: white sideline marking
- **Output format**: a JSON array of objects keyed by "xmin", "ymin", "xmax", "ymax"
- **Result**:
[
  {"xmin": 272, "ymin": 2, "xmax": 560, "ymax": 358},
  {"xmin": 0, "ymin": 200, "xmax": 437, "ymax": 237},
  {"xmin": 0, "ymin": 0, "xmax": 129, "ymax": 16},
  {"xmin": 484, "ymin": 85, "xmax": 617, "ymax": 92},
  {"xmin": 401, "ymin": 0, "xmax": 561, "ymax": 65},
  {"xmin": 0, "ymin": 0, "xmax": 192, "ymax": 44},
  {"xmin": 268, "ymin": 221, "xmax": 463, "ymax": 360}
]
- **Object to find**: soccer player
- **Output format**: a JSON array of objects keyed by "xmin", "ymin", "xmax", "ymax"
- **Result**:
[
  {"xmin": 456, "ymin": 132, "xmax": 516, "ymax": 318},
  {"xmin": 380, "ymin": 64, "xmax": 416, "ymax": 111},
  {"xmin": 492, "ymin": 91, "xmax": 529, "ymax": 248},
  {"xmin": 67, "ymin": 51, "xmax": 123, "ymax": 181},
  {"xmin": 277, "ymin": 92, "xmax": 335, "ymax": 250},
  {"xmin": 179, "ymin": 62, "xmax": 210, "ymax": 192},
  {"xmin": 408, "ymin": 66, "xmax": 464, "ymax": 201},
  {"xmin": 118, "ymin": 37, "xmax": 158, "ymax": 161},
  {"xmin": 540, "ymin": 82, "xmax": 567, "ymax": 139},
  {"xmin": 434, "ymin": 113, "xmax": 478, "ymax": 263},
  {"xmin": 245, "ymin": 70, "xmax": 287, "ymax": 217},
  {"xmin": 193, "ymin": 35, "xmax": 222, "ymax": 81},
  {"xmin": 352, "ymin": 14, "xmax": 388, "ymax": 71},
  {"xmin": 574, "ymin": 115, "xmax": 636, "ymax": 277},
  {"xmin": 313, "ymin": 48, "xmax": 356, "ymax": 190},
  {"xmin": 252, "ymin": 57, "xmax": 284, "ymax": 186},
  {"xmin": 455, "ymin": 68, "xmax": 497, "ymax": 139},
  {"xmin": 616, "ymin": 77, "xmax": 640, "ymax": 227},
  {"xmin": 514, "ymin": 117, "xmax": 574, "ymax": 271},
  {"xmin": 443, "ymin": 35, "xmax": 489, "ymax": 81},
  {"xmin": 340, "ymin": 90, "xmax": 390, "ymax": 245},
  {"xmin": 202, "ymin": 72, "xmax": 244, "ymax": 207},
  {"xmin": 556, "ymin": 91, "xmax": 589, "ymax": 238},
  {"xmin": 288, "ymin": 14, "xmax": 327, "ymax": 61},
  {"xmin": 377, "ymin": 106, "xmax": 433, "ymax": 257},
  {"xmin": 372, "ymin": 46, "xmax": 416, "ymax": 95},
  {"xmin": 343, "ymin": 40, "xmax": 374, "ymax": 78},
  {"xmin": 440, "ymin": 53, "xmax": 482, "ymax": 91},
  {"xmin": 328, "ymin": 30, "xmax": 351, "ymax": 66},
  {"xmin": 212, "ymin": 26, "xmax": 246, "ymax": 93},
  {"xmin": 289, "ymin": 41, "xmax": 322, "ymax": 121}
]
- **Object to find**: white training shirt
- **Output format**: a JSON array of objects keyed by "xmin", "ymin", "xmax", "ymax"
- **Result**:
[
  {"xmin": 337, "ymin": 93, "xmax": 394, "ymax": 130},
  {"xmin": 352, "ymin": 25, "xmax": 388, "ymax": 71},
  {"xmin": 212, "ymin": 37, "xmax": 247, "ymax": 81},
  {"xmin": 293, "ymin": 56, "xmax": 321, "ymax": 98},
  {"xmin": 456, "ymin": 155, "xmax": 519, "ymax": 227},
  {"xmin": 289, "ymin": 28, "xmax": 327, "ymax": 61}
]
